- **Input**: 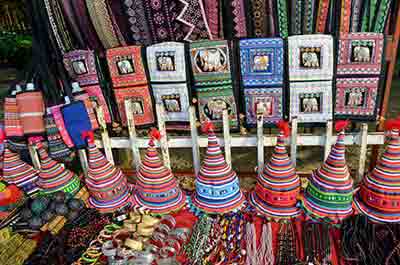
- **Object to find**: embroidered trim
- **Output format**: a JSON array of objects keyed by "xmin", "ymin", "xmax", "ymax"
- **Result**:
[
  {"xmin": 143, "ymin": 0, "xmax": 175, "ymax": 43},
  {"xmin": 291, "ymin": 0, "xmax": 302, "ymax": 35},
  {"xmin": 204, "ymin": 0, "xmax": 219, "ymax": 39},
  {"xmin": 350, "ymin": 0, "xmax": 363, "ymax": 32},
  {"xmin": 250, "ymin": 0, "xmax": 268, "ymax": 37},
  {"xmin": 276, "ymin": 0, "xmax": 289, "ymax": 38},
  {"xmin": 123, "ymin": 0, "xmax": 152, "ymax": 45},
  {"xmin": 361, "ymin": 0, "xmax": 371, "ymax": 32},
  {"xmin": 43, "ymin": 0, "xmax": 66, "ymax": 54},
  {"xmin": 316, "ymin": 0, "xmax": 330, "ymax": 33},
  {"xmin": 231, "ymin": 0, "xmax": 247, "ymax": 38},
  {"xmin": 63, "ymin": 50, "xmax": 99, "ymax": 87},
  {"xmin": 369, "ymin": 0, "xmax": 378, "ymax": 31},
  {"xmin": 303, "ymin": 0, "xmax": 316, "ymax": 34},
  {"xmin": 373, "ymin": 0, "xmax": 392, "ymax": 33},
  {"xmin": 244, "ymin": 88, "xmax": 283, "ymax": 125},
  {"xmin": 340, "ymin": 0, "xmax": 352, "ymax": 33}
]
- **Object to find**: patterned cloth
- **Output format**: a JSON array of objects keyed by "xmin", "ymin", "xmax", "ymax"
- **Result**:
[
  {"xmin": 301, "ymin": 131, "xmax": 354, "ymax": 223},
  {"xmin": 4, "ymin": 96, "xmax": 23, "ymax": 139},
  {"xmin": 2, "ymin": 143, "xmax": 39, "ymax": 196},
  {"xmin": 16, "ymin": 91, "xmax": 45, "ymax": 136},
  {"xmin": 250, "ymin": 131, "xmax": 301, "ymax": 219},
  {"xmin": 191, "ymin": 128, "xmax": 245, "ymax": 214},
  {"xmin": 85, "ymin": 138, "xmax": 132, "ymax": 213},
  {"xmin": 354, "ymin": 130, "xmax": 400, "ymax": 223},
  {"xmin": 35, "ymin": 141, "xmax": 81, "ymax": 196},
  {"xmin": 45, "ymin": 115, "xmax": 73, "ymax": 162},
  {"xmin": 134, "ymin": 139, "xmax": 186, "ymax": 214}
]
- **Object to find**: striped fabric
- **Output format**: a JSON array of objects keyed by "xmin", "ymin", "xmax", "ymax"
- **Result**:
[
  {"xmin": 249, "ymin": 132, "xmax": 301, "ymax": 219},
  {"xmin": 2, "ymin": 143, "xmax": 40, "ymax": 196},
  {"xmin": 354, "ymin": 130, "xmax": 400, "ymax": 223},
  {"xmin": 85, "ymin": 141, "xmax": 132, "ymax": 213},
  {"xmin": 134, "ymin": 140, "xmax": 186, "ymax": 214},
  {"xmin": 192, "ymin": 130, "xmax": 245, "ymax": 214},
  {"xmin": 301, "ymin": 131, "xmax": 354, "ymax": 223},
  {"xmin": 16, "ymin": 91, "xmax": 45, "ymax": 136},
  {"xmin": 4, "ymin": 97, "xmax": 23, "ymax": 138},
  {"xmin": 45, "ymin": 115, "xmax": 73, "ymax": 162},
  {"xmin": 35, "ymin": 141, "xmax": 81, "ymax": 196}
]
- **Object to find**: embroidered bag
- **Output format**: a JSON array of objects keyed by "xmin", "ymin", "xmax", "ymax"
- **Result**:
[
  {"xmin": 45, "ymin": 111, "xmax": 73, "ymax": 162},
  {"xmin": 239, "ymin": 38, "xmax": 284, "ymax": 126},
  {"xmin": 71, "ymin": 82, "xmax": 99, "ymax": 130},
  {"xmin": 4, "ymin": 89, "xmax": 24, "ymax": 139},
  {"xmin": 146, "ymin": 42, "xmax": 191, "ymax": 130},
  {"xmin": 106, "ymin": 45, "xmax": 154, "ymax": 127}
]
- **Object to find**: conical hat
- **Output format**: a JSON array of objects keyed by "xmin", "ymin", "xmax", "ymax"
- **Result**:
[
  {"xmin": 134, "ymin": 129, "xmax": 185, "ymax": 214},
  {"xmin": 354, "ymin": 119, "xmax": 400, "ymax": 223},
  {"xmin": 34, "ymin": 140, "xmax": 81, "ymax": 196},
  {"xmin": 83, "ymin": 132, "xmax": 132, "ymax": 213},
  {"xmin": 3, "ymin": 142, "xmax": 39, "ymax": 196},
  {"xmin": 301, "ymin": 121, "xmax": 353, "ymax": 223},
  {"xmin": 192, "ymin": 123, "xmax": 244, "ymax": 214},
  {"xmin": 250, "ymin": 122, "xmax": 301, "ymax": 219}
]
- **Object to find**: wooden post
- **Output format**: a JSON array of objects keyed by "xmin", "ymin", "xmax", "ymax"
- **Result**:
[
  {"xmin": 156, "ymin": 104, "xmax": 171, "ymax": 169},
  {"xmin": 256, "ymin": 103, "xmax": 264, "ymax": 176},
  {"xmin": 357, "ymin": 123, "xmax": 368, "ymax": 183},
  {"xmin": 78, "ymin": 149, "xmax": 89, "ymax": 177},
  {"xmin": 125, "ymin": 99, "xmax": 141, "ymax": 171},
  {"xmin": 222, "ymin": 109, "xmax": 232, "ymax": 167},
  {"xmin": 324, "ymin": 120, "xmax": 333, "ymax": 160},
  {"xmin": 96, "ymin": 106, "xmax": 114, "ymax": 165},
  {"xmin": 189, "ymin": 106, "xmax": 200, "ymax": 176},
  {"xmin": 291, "ymin": 118, "xmax": 298, "ymax": 167},
  {"xmin": 28, "ymin": 145, "xmax": 40, "ymax": 170}
]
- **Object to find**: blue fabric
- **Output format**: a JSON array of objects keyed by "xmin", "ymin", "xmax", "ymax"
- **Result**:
[{"xmin": 61, "ymin": 102, "xmax": 92, "ymax": 149}]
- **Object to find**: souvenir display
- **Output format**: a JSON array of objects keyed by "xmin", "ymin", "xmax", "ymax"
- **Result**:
[
  {"xmin": 134, "ymin": 129, "xmax": 186, "ymax": 214},
  {"xmin": 30, "ymin": 138, "xmax": 81, "ymax": 197},
  {"xmin": 63, "ymin": 49, "xmax": 111, "ymax": 124},
  {"xmin": 4, "ymin": 89, "xmax": 23, "ymax": 139},
  {"xmin": 106, "ymin": 45, "xmax": 155, "ymax": 126},
  {"xmin": 354, "ymin": 119, "xmax": 400, "ymax": 223},
  {"xmin": 190, "ymin": 40, "xmax": 239, "ymax": 129},
  {"xmin": 249, "ymin": 121, "xmax": 301, "ymax": 219},
  {"xmin": 239, "ymin": 38, "xmax": 284, "ymax": 125},
  {"xmin": 146, "ymin": 42, "xmax": 191, "ymax": 130},
  {"xmin": 82, "ymin": 131, "xmax": 132, "ymax": 213},
  {"xmin": 335, "ymin": 33, "xmax": 384, "ymax": 120},
  {"xmin": 190, "ymin": 123, "xmax": 245, "ymax": 214},
  {"xmin": 301, "ymin": 121, "xmax": 354, "ymax": 223}
]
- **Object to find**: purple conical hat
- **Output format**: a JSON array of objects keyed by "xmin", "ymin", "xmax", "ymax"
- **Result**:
[
  {"xmin": 191, "ymin": 122, "xmax": 245, "ymax": 214},
  {"xmin": 134, "ymin": 128, "xmax": 186, "ymax": 214},
  {"xmin": 249, "ymin": 121, "xmax": 301, "ymax": 219}
]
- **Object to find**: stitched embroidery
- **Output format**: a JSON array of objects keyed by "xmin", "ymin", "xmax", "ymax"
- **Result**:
[
  {"xmin": 250, "ymin": 0, "xmax": 268, "ymax": 37},
  {"xmin": 373, "ymin": 0, "xmax": 393, "ymax": 33},
  {"xmin": 303, "ymin": 0, "xmax": 316, "ymax": 34},
  {"xmin": 152, "ymin": 83, "xmax": 190, "ymax": 121},
  {"xmin": 49, "ymin": 105, "xmax": 74, "ymax": 148},
  {"xmin": 340, "ymin": 0, "xmax": 352, "ymax": 33},
  {"xmin": 204, "ymin": 0, "xmax": 219, "ymax": 39},
  {"xmin": 350, "ymin": 0, "xmax": 363, "ymax": 32},
  {"xmin": 361, "ymin": 0, "xmax": 371, "ymax": 32},
  {"xmin": 244, "ymin": 88, "xmax": 283, "ymax": 124},
  {"xmin": 316, "ymin": 0, "xmax": 330, "ymax": 33},
  {"xmin": 276, "ymin": 0, "xmax": 289, "ymax": 38},
  {"xmin": 291, "ymin": 0, "xmax": 302, "ymax": 35},
  {"xmin": 231, "ymin": 0, "xmax": 247, "ymax": 38},
  {"xmin": 123, "ymin": 0, "xmax": 152, "ymax": 45},
  {"xmin": 4, "ymin": 96, "xmax": 23, "ymax": 138},
  {"xmin": 143, "ymin": 0, "xmax": 176, "ymax": 42}
]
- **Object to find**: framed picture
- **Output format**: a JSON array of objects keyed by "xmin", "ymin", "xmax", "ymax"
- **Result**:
[
  {"xmin": 155, "ymin": 51, "xmax": 176, "ymax": 71},
  {"xmin": 337, "ymin": 33, "xmax": 384, "ymax": 76},
  {"xmin": 63, "ymin": 50, "xmax": 99, "ymax": 86},
  {"xmin": 72, "ymin": 60, "xmax": 88, "ymax": 75},
  {"xmin": 335, "ymin": 77, "xmax": 379, "ymax": 119},
  {"xmin": 288, "ymin": 34, "xmax": 334, "ymax": 81},
  {"xmin": 116, "ymin": 58, "xmax": 135, "ymax": 75},
  {"xmin": 290, "ymin": 81, "xmax": 332, "ymax": 123}
]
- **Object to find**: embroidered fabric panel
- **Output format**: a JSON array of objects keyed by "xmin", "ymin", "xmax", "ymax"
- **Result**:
[
  {"xmin": 196, "ymin": 87, "xmax": 238, "ymax": 128},
  {"xmin": 143, "ymin": 0, "xmax": 176, "ymax": 43},
  {"xmin": 63, "ymin": 50, "xmax": 99, "ymax": 86},
  {"xmin": 303, "ymin": 0, "xmax": 316, "ymax": 34},
  {"xmin": 122, "ymin": 0, "xmax": 152, "ymax": 45},
  {"xmin": 335, "ymin": 77, "xmax": 379, "ymax": 118},
  {"xmin": 290, "ymin": 81, "xmax": 333, "ymax": 123},
  {"xmin": 84, "ymin": 85, "xmax": 111, "ymax": 124},
  {"xmin": 337, "ymin": 33, "xmax": 384, "ymax": 76},
  {"xmin": 231, "ymin": 0, "xmax": 247, "ymax": 38},
  {"xmin": 290, "ymin": 0, "xmax": 302, "ymax": 35},
  {"xmin": 146, "ymin": 42, "xmax": 187, "ymax": 82},
  {"xmin": 250, "ymin": 0, "xmax": 268, "ymax": 37},
  {"xmin": 276, "ymin": 0, "xmax": 289, "ymax": 38},
  {"xmin": 49, "ymin": 105, "xmax": 74, "ymax": 148},
  {"xmin": 114, "ymin": 86, "xmax": 155, "ymax": 126},
  {"xmin": 204, "ymin": 0, "xmax": 219, "ymax": 39},
  {"xmin": 106, "ymin": 46, "xmax": 148, "ymax": 88},
  {"xmin": 239, "ymin": 38, "xmax": 284, "ymax": 87},
  {"xmin": 244, "ymin": 88, "xmax": 283, "ymax": 125},
  {"xmin": 151, "ymin": 83, "xmax": 190, "ymax": 121},
  {"xmin": 288, "ymin": 35, "xmax": 334, "ymax": 81},
  {"xmin": 316, "ymin": 0, "xmax": 330, "ymax": 33}
]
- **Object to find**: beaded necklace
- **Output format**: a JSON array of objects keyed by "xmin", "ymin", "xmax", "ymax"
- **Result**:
[{"xmin": 276, "ymin": 222, "xmax": 297, "ymax": 265}]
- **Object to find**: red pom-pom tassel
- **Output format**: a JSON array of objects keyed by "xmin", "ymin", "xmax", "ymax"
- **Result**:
[
  {"xmin": 385, "ymin": 117, "xmax": 400, "ymax": 131},
  {"xmin": 0, "ymin": 129, "xmax": 5, "ymax": 144},
  {"xmin": 150, "ymin": 128, "xmax": 161, "ymax": 141},
  {"xmin": 277, "ymin": 120, "xmax": 290, "ymax": 138},
  {"xmin": 28, "ymin": 136, "xmax": 44, "ymax": 145},
  {"xmin": 335, "ymin": 120, "xmax": 350, "ymax": 132},
  {"xmin": 202, "ymin": 121, "xmax": 215, "ymax": 134},
  {"xmin": 81, "ymin": 131, "xmax": 95, "ymax": 144}
]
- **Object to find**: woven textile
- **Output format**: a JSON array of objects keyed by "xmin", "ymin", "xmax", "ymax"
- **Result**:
[
  {"xmin": 191, "ymin": 129, "xmax": 245, "ymax": 214},
  {"xmin": 2, "ymin": 144, "xmax": 39, "ymax": 196},
  {"xmin": 85, "ymin": 138, "xmax": 132, "ymax": 213},
  {"xmin": 301, "ymin": 131, "xmax": 354, "ymax": 223},
  {"xmin": 16, "ymin": 91, "xmax": 45, "ymax": 136},
  {"xmin": 35, "ymin": 141, "xmax": 80, "ymax": 196},
  {"xmin": 4, "ymin": 96, "xmax": 23, "ymax": 138},
  {"xmin": 49, "ymin": 105, "xmax": 74, "ymax": 148},
  {"xmin": 134, "ymin": 140, "xmax": 186, "ymax": 214},
  {"xmin": 72, "ymin": 89, "xmax": 99, "ymax": 130},
  {"xmin": 45, "ymin": 115, "xmax": 73, "ymax": 162},
  {"xmin": 249, "ymin": 131, "xmax": 301, "ymax": 219},
  {"xmin": 107, "ymin": 45, "xmax": 154, "ymax": 126},
  {"xmin": 121, "ymin": 0, "xmax": 152, "ymax": 45},
  {"xmin": 354, "ymin": 130, "xmax": 400, "ymax": 223}
]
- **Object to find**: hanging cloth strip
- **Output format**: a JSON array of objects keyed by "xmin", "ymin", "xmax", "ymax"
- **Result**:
[
  {"xmin": 266, "ymin": 0, "xmax": 277, "ymax": 36},
  {"xmin": 290, "ymin": 0, "xmax": 303, "ymax": 35},
  {"xmin": 350, "ymin": 0, "xmax": 363, "ymax": 32},
  {"xmin": 189, "ymin": 40, "xmax": 239, "ymax": 129},
  {"xmin": 340, "ymin": 0, "xmax": 352, "ymax": 33},
  {"xmin": 85, "ymin": 0, "xmax": 125, "ymax": 49},
  {"xmin": 203, "ymin": 0, "xmax": 220, "ymax": 39},
  {"xmin": 239, "ymin": 38, "xmax": 284, "ymax": 125},
  {"xmin": 276, "ymin": 0, "xmax": 289, "ymax": 38},
  {"xmin": 303, "ymin": 0, "xmax": 317, "ymax": 34},
  {"xmin": 361, "ymin": 0, "xmax": 372, "ymax": 32},
  {"xmin": 4, "ymin": 92, "xmax": 24, "ymax": 139},
  {"xmin": 121, "ymin": 0, "xmax": 152, "ymax": 45},
  {"xmin": 249, "ymin": 0, "xmax": 268, "ymax": 37},
  {"xmin": 106, "ymin": 46, "xmax": 154, "ymax": 127},
  {"xmin": 316, "ymin": 0, "xmax": 330, "ymax": 33},
  {"xmin": 222, "ymin": 0, "xmax": 248, "ymax": 39},
  {"xmin": 275, "ymin": 222, "xmax": 298, "ymax": 265},
  {"xmin": 143, "ymin": 0, "xmax": 176, "ymax": 43},
  {"xmin": 373, "ymin": 0, "xmax": 393, "ymax": 33},
  {"xmin": 63, "ymin": 50, "xmax": 112, "ymax": 123},
  {"xmin": 58, "ymin": 0, "xmax": 86, "ymax": 49},
  {"xmin": 146, "ymin": 42, "xmax": 191, "ymax": 130}
]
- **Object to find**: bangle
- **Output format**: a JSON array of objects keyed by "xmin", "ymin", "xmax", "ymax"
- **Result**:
[
  {"xmin": 102, "ymin": 240, "xmax": 117, "ymax": 256},
  {"xmin": 123, "ymin": 220, "xmax": 137, "ymax": 232},
  {"xmin": 160, "ymin": 215, "xmax": 176, "ymax": 230},
  {"xmin": 81, "ymin": 252, "xmax": 98, "ymax": 263},
  {"xmin": 159, "ymin": 246, "xmax": 176, "ymax": 258},
  {"xmin": 125, "ymin": 238, "xmax": 143, "ymax": 250}
]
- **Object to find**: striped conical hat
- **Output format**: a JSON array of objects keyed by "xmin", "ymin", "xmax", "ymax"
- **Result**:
[
  {"xmin": 34, "ymin": 140, "xmax": 81, "ymax": 196},
  {"xmin": 84, "ymin": 132, "xmax": 132, "ymax": 213},
  {"xmin": 3, "ymin": 142, "xmax": 40, "ymax": 196},
  {"xmin": 249, "ymin": 122, "xmax": 301, "ymax": 219},
  {"xmin": 192, "ymin": 123, "xmax": 245, "ymax": 214},
  {"xmin": 354, "ymin": 119, "xmax": 400, "ymax": 223},
  {"xmin": 134, "ymin": 129, "xmax": 185, "ymax": 214},
  {"xmin": 301, "ymin": 121, "xmax": 353, "ymax": 223}
]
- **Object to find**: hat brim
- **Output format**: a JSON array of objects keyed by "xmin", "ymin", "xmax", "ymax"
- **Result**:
[
  {"xmin": 133, "ymin": 192, "xmax": 186, "ymax": 215},
  {"xmin": 249, "ymin": 192, "xmax": 301, "ymax": 219},
  {"xmin": 189, "ymin": 192, "xmax": 245, "ymax": 215},
  {"xmin": 353, "ymin": 194, "xmax": 400, "ymax": 223}
]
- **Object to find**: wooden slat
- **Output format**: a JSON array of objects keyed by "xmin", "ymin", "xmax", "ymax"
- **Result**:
[
  {"xmin": 78, "ymin": 149, "xmax": 89, "ymax": 177},
  {"xmin": 96, "ymin": 106, "xmax": 114, "ymax": 165},
  {"xmin": 189, "ymin": 106, "xmax": 200, "ymax": 176},
  {"xmin": 291, "ymin": 118, "xmax": 298, "ymax": 167},
  {"xmin": 156, "ymin": 104, "xmax": 171, "ymax": 169},
  {"xmin": 357, "ymin": 123, "xmax": 368, "ymax": 183},
  {"xmin": 256, "ymin": 103, "xmax": 264, "ymax": 176},
  {"xmin": 222, "ymin": 109, "xmax": 232, "ymax": 167},
  {"xmin": 28, "ymin": 145, "xmax": 40, "ymax": 170},
  {"xmin": 124, "ymin": 99, "xmax": 141, "ymax": 171},
  {"xmin": 324, "ymin": 120, "xmax": 333, "ymax": 160}
]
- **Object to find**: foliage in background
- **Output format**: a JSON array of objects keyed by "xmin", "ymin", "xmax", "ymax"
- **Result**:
[{"xmin": 0, "ymin": 32, "xmax": 32, "ymax": 69}]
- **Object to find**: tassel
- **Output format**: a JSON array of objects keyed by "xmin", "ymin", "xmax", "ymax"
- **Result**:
[
  {"xmin": 277, "ymin": 120, "xmax": 290, "ymax": 138},
  {"xmin": 81, "ymin": 131, "xmax": 95, "ymax": 144},
  {"xmin": 385, "ymin": 117, "xmax": 400, "ymax": 131},
  {"xmin": 246, "ymin": 222, "xmax": 257, "ymax": 265},
  {"xmin": 335, "ymin": 120, "xmax": 350, "ymax": 132},
  {"xmin": 202, "ymin": 121, "xmax": 215, "ymax": 134},
  {"xmin": 0, "ymin": 128, "xmax": 5, "ymax": 144}
]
